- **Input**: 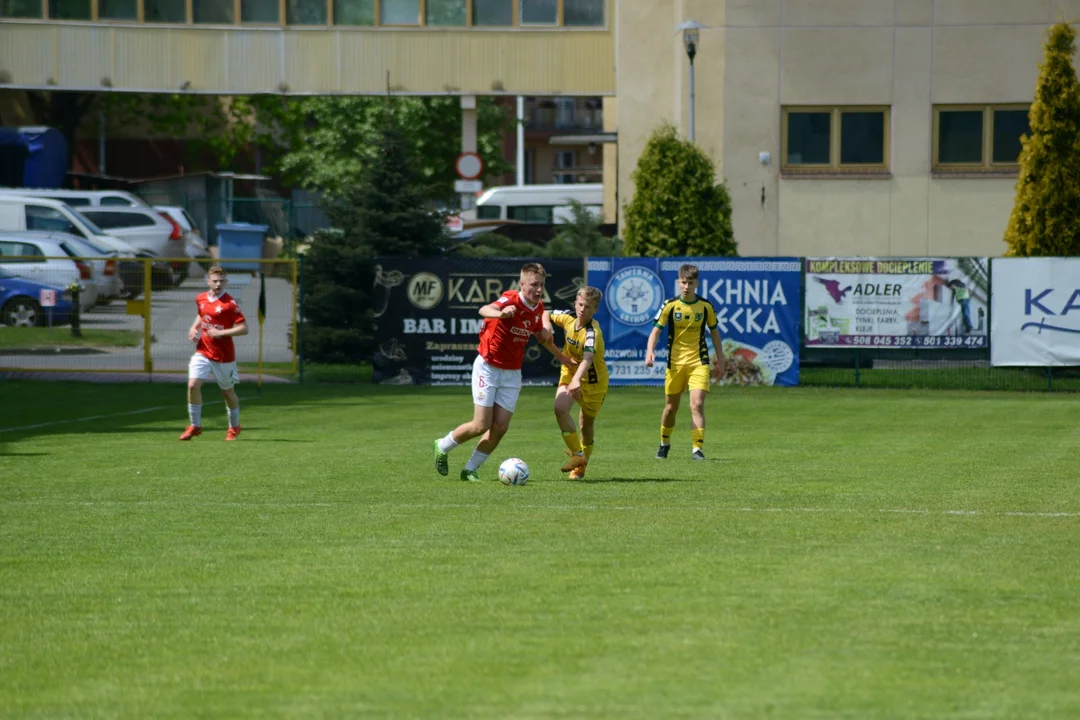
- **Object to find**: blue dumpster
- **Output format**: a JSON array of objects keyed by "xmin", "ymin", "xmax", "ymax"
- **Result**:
[{"xmin": 216, "ymin": 222, "xmax": 267, "ymax": 272}]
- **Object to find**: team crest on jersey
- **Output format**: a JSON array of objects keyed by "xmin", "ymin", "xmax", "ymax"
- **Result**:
[
  {"xmin": 695, "ymin": 312, "xmax": 703, "ymax": 322},
  {"xmin": 674, "ymin": 311, "xmax": 683, "ymax": 321}
]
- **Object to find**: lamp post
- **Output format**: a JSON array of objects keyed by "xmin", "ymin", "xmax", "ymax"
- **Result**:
[{"xmin": 676, "ymin": 20, "xmax": 706, "ymax": 142}]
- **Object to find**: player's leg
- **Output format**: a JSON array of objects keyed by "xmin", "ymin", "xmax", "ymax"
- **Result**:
[
  {"xmin": 181, "ymin": 354, "xmax": 210, "ymax": 439},
  {"xmin": 657, "ymin": 366, "xmax": 685, "ymax": 458},
  {"xmin": 570, "ymin": 400, "xmax": 601, "ymax": 479},
  {"xmin": 212, "ymin": 361, "xmax": 242, "ymax": 440},
  {"xmin": 688, "ymin": 365, "xmax": 711, "ymax": 459},
  {"xmin": 434, "ymin": 356, "xmax": 496, "ymax": 475},
  {"xmin": 460, "ymin": 366, "xmax": 520, "ymax": 481},
  {"xmin": 554, "ymin": 386, "xmax": 586, "ymax": 472}
]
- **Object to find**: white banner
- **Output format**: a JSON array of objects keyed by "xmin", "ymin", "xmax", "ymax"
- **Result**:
[
  {"xmin": 991, "ymin": 257, "xmax": 1080, "ymax": 366},
  {"xmin": 804, "ymin": 258, "xmax": 989, "ymax": 349}
]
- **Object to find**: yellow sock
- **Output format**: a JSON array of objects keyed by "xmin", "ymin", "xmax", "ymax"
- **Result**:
[
  {"xmin": 582, "ymin": 442, "xmax": 594, "ymax": 460},
  {"xmin": 691, "ymin": 427, "xmax": 705, "ymax": 450},
  {"xmin": 660, "ymin": 425, "xmax": 674, "ymax": 445},
  {"xmin": 562, "ymin": 431, "xmax": 583, "ymax": 454}
]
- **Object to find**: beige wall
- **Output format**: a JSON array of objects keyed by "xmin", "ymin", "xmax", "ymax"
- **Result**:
[{"xmin": 616, "ymin": 0, "xmax": 1062, "ymax": 258}]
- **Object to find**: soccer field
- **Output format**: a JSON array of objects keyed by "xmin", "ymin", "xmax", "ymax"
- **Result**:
[{"xmin": 1, "ymin": 381, "xmax": 1078, "ymax": 719}]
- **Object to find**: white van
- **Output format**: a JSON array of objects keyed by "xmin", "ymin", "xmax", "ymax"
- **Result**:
[
  {"xmin": 0, "ymin": 187, "xmax": 151, "ymax": 209},
  {"xmin": 475, "ymin": 184, "xmax": 603, "ymax": 224}
]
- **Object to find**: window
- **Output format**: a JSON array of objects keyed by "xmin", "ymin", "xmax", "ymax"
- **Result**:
[
  {"xmin": 26, "ymin": 207, "xmax": 77, "ymax": 235},
  {"xmin": 81, "ymin": 211, "xmax": 155, "ymax": 228},
  {"xmin": 100, "ymin": 196, "xmax": 136, "ymax": 206},
  {"xmin": 0, "ymin": 241, "xmax": 45, "ymax": 262},
  {"xmin": 556, "ymin": 150, "xmax": 576, "ymax": 169},
  {"xmin": 782, "ymin": 106, "xmax": 889, "ymax": 171},
  {"xmin": 520, "ymin": 0, "xmax": 555, "ymax": 24},
  {"xmin": 50, "ymin": 0, "xmax": 90, "ymax": 19},
  {"xmin": 194, "ymin": 0, "xmax": 233, "ymax": 23},
  {"xmin": 555, "ymin": 98, "xmax": 576, "ymax": 128},
  {"xmin": 288, "ymin": 0, "xmax": 327, "ymax": 24},
  {"xmin": 0, "ymin": 0, "xmax": 41, "ymax": 18},
  {"xmin": 477, "ymin": 205, "xmax": 502, "ymax": 219},
  {"xmin": 42, "ymin": 196, "xmax": 91, "ymax": 206},
  {"xmin": 335, "ymin": 0, "xmax": 374, "ymax": 24},
  {"xmin": 508, "ymin": 205, "xmax": 554, "ymax": 223},
  {"xmin": 144, "ymin": 0, "xmax": 186, "ymax": 22},
  {"xmin": 381, "ymin": 0, "xmax": 418, "ymax": 23},
  {"xmin": 427, "ymin": 0, "xmax": 465, "ymax": 25},
  {"xmin": 99, "ymin": 0, "xmax": 137, "ymax": 19},
  {"xmin": 563, "ymin": 0, "xmax": 602, "ymax": 26},
  {"xmin": 242, "ymin": 0, "xmax": 279, "ymax": 22},
  {"xmin": 934, "ymin": 105, "xmax": 1031, "ymax": 169},
  {"xmin": 472, "ymin": 0, "xmax": 510, "ymax": 25}
]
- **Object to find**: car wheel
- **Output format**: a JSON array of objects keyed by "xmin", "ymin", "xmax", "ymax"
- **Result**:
[{"xmin": 2, "ymin": 297, "xmax": 42, "ymax": 327}]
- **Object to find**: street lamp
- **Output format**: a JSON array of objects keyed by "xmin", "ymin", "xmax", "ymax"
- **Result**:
[{"xmin": 676, "ymin": 20, "xmax": 707, "ymax": 142}]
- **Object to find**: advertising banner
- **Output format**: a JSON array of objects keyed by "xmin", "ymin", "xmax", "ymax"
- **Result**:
[
  {"xmin": 587, "ymin": 257, "xmax": 802, "ymax": 386},
  {"xmin": 991, "ymin": 257, "xmax": 1080, "ymax": 366},
  {"xmin": 371, "ymin": 257, "xmax": 584, "ymax": 385},
  {"xmin": 804, "ymin": 258, "xmax": 989, "ymax": 349}
]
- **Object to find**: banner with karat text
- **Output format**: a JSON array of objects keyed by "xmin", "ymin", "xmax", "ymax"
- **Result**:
[{"xmin": 991, "ymin": 257, "xmax": 1080, "ymax": 366}]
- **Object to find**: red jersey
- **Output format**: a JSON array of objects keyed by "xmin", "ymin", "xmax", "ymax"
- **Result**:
[
  {"xmin": 195, "ymin": 291, "xmax": 246, "ymax": 363},
  {"xmin": 477, "ymin": 290, "xmax": 544, "ymax": 370}
]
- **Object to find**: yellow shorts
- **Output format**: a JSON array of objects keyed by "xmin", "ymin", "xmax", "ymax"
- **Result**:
[
  {"xmin": 665, "ymin": 364, "xmax": 711, "ymax": 395},
  {"xmin": 561, "ymin": 384, "xmax": 608, "ymax": 418}
]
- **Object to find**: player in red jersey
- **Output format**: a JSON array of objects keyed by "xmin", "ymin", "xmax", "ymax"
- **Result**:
[
  {"xmin": 179, "ymin": 266, "xmax": 249, "ymax": 441},
  {"xmin": 432, "ymin": 263, "xmax": 576, "ymax": 482}
]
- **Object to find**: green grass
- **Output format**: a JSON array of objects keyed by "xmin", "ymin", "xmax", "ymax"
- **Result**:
[
  {"xmin": 1, "ymin": 382, "xmax": 1078, "ymax": 718},
  {"xmin": 0, "ymin": 327, "xmax": 142, "ymax": 349}
]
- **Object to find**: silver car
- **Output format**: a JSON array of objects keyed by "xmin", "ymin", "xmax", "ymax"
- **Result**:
[
  {"xmin": 0, "ymin": 232, "xmax": 100, "ymax": 311},
  {"xmin": 8, "ymin": 230, "xmax": 124, "ymax": 304}
]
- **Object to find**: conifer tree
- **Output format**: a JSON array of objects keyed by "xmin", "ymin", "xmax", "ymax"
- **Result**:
[
  {"xmin": 301, "ymin": 113, "xmax": 448, "ymax": 362},
  {"xmin": 623, "ymin": 124, "xmax": 736, "ymax": 257},
  {"xmin": 1004, "ymin": 22, "xmax": 1080, "ymax": 256}
]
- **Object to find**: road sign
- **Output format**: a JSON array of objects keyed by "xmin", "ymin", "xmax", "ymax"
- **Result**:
[
  {"xmin": 455, "ymin": 152, "xmax": 484, "ymax": 180},
  {"xmin": 39, "ymin": 289, "xmax": 57, "ymax": 307},
  {"xmin": 446, "ymin": 215, "xmax": 464, "ymax": 233},
  {"xmin": 454, "ymin": 179, "xmax": 483, "ymax": 193}
]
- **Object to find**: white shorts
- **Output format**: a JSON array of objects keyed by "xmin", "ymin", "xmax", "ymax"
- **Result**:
[
  {"xmin": 471, "ymin": 355, "xmax": 522, "ymax": 413},
  {"xmin": 189, "ymin": 353, "xmax": 239, "ymax": 390}
]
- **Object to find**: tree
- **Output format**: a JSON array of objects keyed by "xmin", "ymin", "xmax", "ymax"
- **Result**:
[
  {"xmin": 622, "ymin": 124, "xmax": 736, "ymax": 257},
  {"xmin": 300, "ymin": 112, "xmax": 449, "ymax": 362},
  {"xmin": 547, "ymin": 200, "xmax": 622, "ymax": 257},
  {"xmin": 1004, "ymin": 22, "xmax": 1080, "ymax": 256}
]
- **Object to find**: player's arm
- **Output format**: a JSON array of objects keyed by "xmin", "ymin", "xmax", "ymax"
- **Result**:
[
  {"xmin": 567, "ymin": 350, "xmax": 594, "ymax": 400},
  {"xmin": 644, "ymin": 326, "xmax": 662, "ymax": 367},
  {"xmin": 536, "ymin": 329, "xmax": 577, "ymax": 370},
  {"xmin": 187, "ymin": 314, "xmax": 201, "ymax": 342},
  {"xmin": 705, "ymin": 302, "xmax": 723, "ymax": 365},
  {"xmin": 480, "ymin": 300, "xmax": 514, "ymax": 319},
  {"xmin": 205, "ymin": 320, "xmax": 248, "ymax": 339}
]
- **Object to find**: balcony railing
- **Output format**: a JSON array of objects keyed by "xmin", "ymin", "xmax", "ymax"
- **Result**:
[{"xmin": 525, "ymin": 98, "xmax": 603, "ymax": 131}]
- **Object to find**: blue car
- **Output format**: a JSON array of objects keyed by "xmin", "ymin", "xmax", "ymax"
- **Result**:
[{"xmin": 0, "ymin": 268, "xmax": 73, "ymax": 327}]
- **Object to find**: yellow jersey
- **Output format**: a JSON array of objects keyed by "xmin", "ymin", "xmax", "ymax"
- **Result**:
[
  {"xmin": 551, "ymin": 310, "xmax": 609, "ymax": 389},
  {"xmin": 653, "ymin": 295, "xmax": 719, "ymax": 368}
]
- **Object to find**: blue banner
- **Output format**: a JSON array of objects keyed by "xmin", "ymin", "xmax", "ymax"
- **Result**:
[{"xmin": 587, "ymin": 257, "xmax": 802, "ymax": 386}]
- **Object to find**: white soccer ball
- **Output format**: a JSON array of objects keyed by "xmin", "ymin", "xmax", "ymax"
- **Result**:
[{"xmin": 498, "ymin": 457, "xmax": 530, "ymax": 486}]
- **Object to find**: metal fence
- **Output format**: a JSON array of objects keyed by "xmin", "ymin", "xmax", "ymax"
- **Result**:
[{"xmin": 1, "ymin": 257, "xmax": 299, "ymax": 384}]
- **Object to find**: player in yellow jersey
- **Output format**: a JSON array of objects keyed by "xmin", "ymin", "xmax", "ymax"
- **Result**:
[
  {"xmin": 540, "ymin": 286, "xmax": 608, "ymax": 480},
  {"xmin": 644, "ymin": 264, "xmax": 724, "ymax": 460}
]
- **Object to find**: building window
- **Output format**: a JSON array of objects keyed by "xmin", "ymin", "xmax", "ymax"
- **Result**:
[
  {"xmin": 783, "ymin": 106, "xmax": 889, "ymax": 171},
  {"xmin": 144, "ymin": 0, "xmax": 186, "ymax": 22},
  {"xmin": 242, "ymin": 0, "xmax": 279, "ymax": 22},
  {"xmin": 381, "ymin": 0, "xmax": 418, "ymax": 23},
  {"xmin": 472, "ymin": 0, "xmax": 510, "ymax": 24},
  {"xmin": 520, "ymin": 0, "xmax": 555, "ymax": 24},
  {"xmin": 50, "ymin": 0, "xmax": 90, "ymax": 19},
  {"xmin": 99, "ymin": 0, "xmax": 137, "ymax": 19},
  {"xmin": 934, "ymin": 105, "xmax": 1031, "ymax": 169},
  {"xmin": 194, "ymin": 0, "xmax": 233, "ymax": 23},
  {"xmin": 0, "ymin": 0, "xmax": 42, "ymax": 17},
  {"xmin": 287, "ymin": 0, "xmax": 327, "ymax": 24},
  {"xmin": 426, "ymin": 0, "xmax": 465, "ymax": 25},
  {"xmin": 563, "ymin": 0, "xmax": 602, "ymax": 26},
  {"xmin": 335, "ymin": 0, "xmax": 374, "ymax": 24}
]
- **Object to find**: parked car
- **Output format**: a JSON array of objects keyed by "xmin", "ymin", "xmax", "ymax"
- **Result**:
[
  {"xmin": 0, "ymin": 266, "xmax": 73, "ymax": 327},
  {"xmin": 156, "ymin": 204, "xmax": 212, "ymax": 273},
  {"xmin": 77, "ymin": 206, "xmax": 178, "ymax": 258},
  {"xmin": 76, "ymin": 232, "xmax": 176, "ymax": 298},
  {"xmin": 2, "ymin": 230, "xmax": 125, "ymax": 305},
  {"xmin": 0, "ymin": 187, "xmax": 152, "ymax": 209},
  {"xmin": 0, "ymin": 232, "xmax": 99, "ymax": 311}
]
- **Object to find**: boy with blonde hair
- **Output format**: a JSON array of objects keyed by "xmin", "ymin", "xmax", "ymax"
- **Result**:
[
  {"xmin": 541, "ymin": 286, "xmax": 608, "ymax": 480},
  {"xmin": 433, "ymin": 263, "xmax": 576, "ymax": 482},
  {"xmin": 644, "ymin": 264, "xmax": 724, "ymax": 459}
]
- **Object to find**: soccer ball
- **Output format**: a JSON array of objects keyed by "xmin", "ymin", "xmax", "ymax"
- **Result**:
[{"xmin": 498, "ymin": 457, "xmax": 530, "ymax": 486}]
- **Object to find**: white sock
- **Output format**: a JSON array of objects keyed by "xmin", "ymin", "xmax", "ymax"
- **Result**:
[
  {"xmin": 437, "ymin": 432, "xmax": 461, "ymax": 454},
  {"xmin": 188, "ymin": 404, "xmax": 202, "ymax": 426},
  {"xmin": 228, "ymin": 407, "xmax": 240, "ymax": 428},
  {"xmin": 464, "ymin": 450, "xmax": 490, "ymax": 472}
]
